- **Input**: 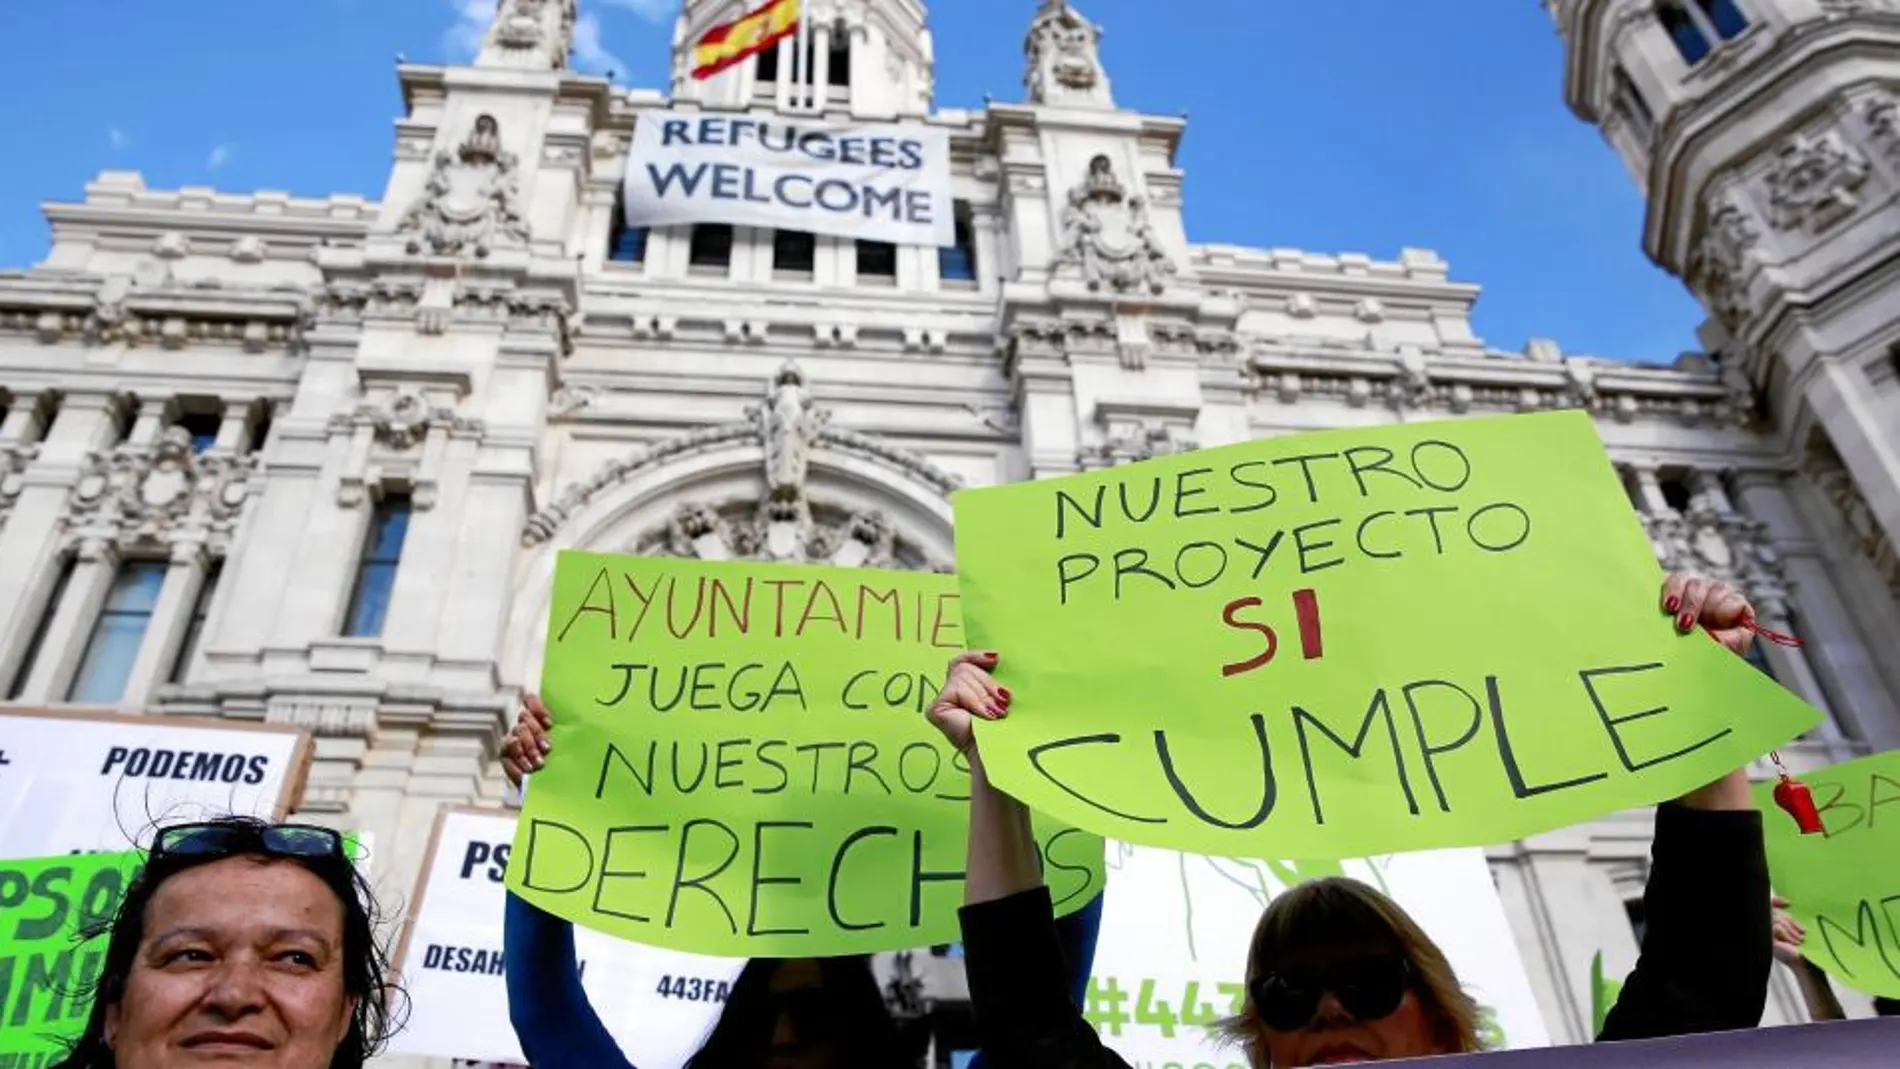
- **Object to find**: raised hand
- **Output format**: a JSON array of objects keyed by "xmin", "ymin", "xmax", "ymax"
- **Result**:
[
  {"xmin": 1661, "ymin": 573, "xmax": 1756, "ymax": 658},
  {"xmin": 501, "ymin": 693, "xmax": 553, "ymax": 787},
  {"xmin": 924, "ymin": 650, "xmax": 1010, "ymax": 757}
]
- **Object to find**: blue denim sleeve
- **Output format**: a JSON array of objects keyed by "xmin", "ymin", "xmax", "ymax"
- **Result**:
[
  {"xmin": 503, "ymin": 889, "xmax": 638, "ymax": 1069},
  {"xmin": 966, "ymin": 887, "xmax": 1106, "ymax": 1069}
]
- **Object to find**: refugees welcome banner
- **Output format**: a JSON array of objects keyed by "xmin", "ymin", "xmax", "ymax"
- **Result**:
[
  {"xmin": 953, "ymin": 410, "xmax": 1822, "ymax": 860},
  {"xmin": 623, "ymin": 112, "xmax": 955, "ymax": 248}
]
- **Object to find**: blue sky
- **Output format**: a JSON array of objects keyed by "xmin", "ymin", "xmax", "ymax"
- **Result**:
[{"xmin": 0, "ymin": 1, "xmax": 1704, "ymax": 362}]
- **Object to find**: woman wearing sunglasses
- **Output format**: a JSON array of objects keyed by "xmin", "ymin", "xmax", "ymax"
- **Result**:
[
  {"xmin": 498, "ymin": 694, "xmax": 1105, "ymax": 1068},
  {"xmin": 51, "ymin": 817, "xmax": 397, "ymax": 1069},
  {"xmin": 929, "ymin": 574, "xmax": 1777, "ymax": 1068}
]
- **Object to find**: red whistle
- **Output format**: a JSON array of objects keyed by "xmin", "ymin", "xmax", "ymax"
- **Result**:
[{"xmin": 1773, "ymin": 774, "xmax": 1825, "ymax": 835}]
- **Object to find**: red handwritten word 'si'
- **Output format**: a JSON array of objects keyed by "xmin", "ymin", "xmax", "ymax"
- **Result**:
[{"xmin": 1220, "ymin": 589, "xmax": 1324, "ymax": 677}]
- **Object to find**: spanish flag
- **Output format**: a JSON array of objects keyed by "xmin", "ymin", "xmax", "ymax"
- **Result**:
[{"xmin": 691, "ymin": 0, "xmax": 801, "ymax": 81}]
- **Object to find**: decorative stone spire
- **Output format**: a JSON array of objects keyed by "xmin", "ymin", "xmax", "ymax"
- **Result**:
[
  {"xmin": 1025, "ymin": 0, "xmax": 1113, "ymax": 108},
  {"xmin": 476, "ymin": 0, "xmax": 579, "ymax": 71}
]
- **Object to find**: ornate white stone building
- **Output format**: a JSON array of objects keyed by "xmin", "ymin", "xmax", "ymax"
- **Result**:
[{"xmin": 0, "ymin": 0, "xmax": 1894, "ymax": 1055}]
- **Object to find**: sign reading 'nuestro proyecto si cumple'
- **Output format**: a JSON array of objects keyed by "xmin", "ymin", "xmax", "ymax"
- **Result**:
[{"xmin": 623, "ymin": 111, "xmax": 955, "ymax": 248}]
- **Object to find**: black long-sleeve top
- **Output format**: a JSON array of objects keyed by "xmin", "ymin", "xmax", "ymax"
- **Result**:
[{"xmin": 959, "ymin": 803, "xmax": 1771, "ymax": 1068}]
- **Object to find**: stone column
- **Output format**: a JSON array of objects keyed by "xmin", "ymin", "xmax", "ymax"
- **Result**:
[
  {"xmin": 1778, "ymin": 553, "xmax": 1900, "ymax": 750},
  {"xmin": 213, "ymin": 400, "xmax": 252, "ymax": 452},
  {"xmin": 0, "ymin": 393, "xmax": 126, "ymax": 691},
  {"xmin": 19, "ymin": 537, "xmax": 121, "ymax": 704},
  {"xmin": 1806, "ymin": 360, "xmax": 1900, "ymax": 557},
  {"xmin": 119, "ymin": 540, "xmax": 209, "ymax": 710},
  {"xmin": 1622, "ymin": 462, "xmax": 1671, "ymax": 514},
  {"xmin": 0, "ymin": 396, "xmax": 46, "ymax": 443},
  {"xmin": 1751, "ymin": 594, "xmax": 1839, "ymax": 721}
]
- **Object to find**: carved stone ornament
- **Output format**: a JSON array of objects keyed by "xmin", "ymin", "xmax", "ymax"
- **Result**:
[
  {"xmin": 1686, "ymin": 195, "xmax": 1761, "ymax": 330},
  {"xmin": 548, "ymin": 384, "xmax": 601, "ymax": 419},
  {"xmin": 486, "ymin": 0, "xmax": 577, "ymax": 69},
  {"xmin": 1638, "ymin": 475, "xmax": 1789, "ymax": 608},
  {"xmin": 397, "ymin": 115, "xmax": 532, "ymax": 258},
  {"xmin": 1056, "ymin": 155, "xmax": 1177, "ymax": 295},
  {"xmin": 1804, "ymin": 437, "xmax": 1900, "ymax": 599},
  {"xmin": 0, "ymin": 442, "xmax": 38, "ymax": 529},
  {"xmin": 1816, "ymin": 0, "xmax": 1890, "ymax": 17},
  {"xmin": 1764, "ymin": 128, "xmax": 1870, "ymax": 234},
  {"xmin": 1864, "ymin": 90, "xmax": 1900, "ymax": 158},
  {"xmin": 64, "ymin": 427, "xmax": 256, "ymax": 550},
  {"xmin": 329, "ymin": 388, "xmax": 482, "ymax": 452},
  {"xmin": 1080, "ymin": 421, "xmax": 1198, "ymax": 469},
  {"xmin": 522, "ymin": 362, "xmax": 960, "ymax": 572},
  {"xmin": 1025, "ymin": 0, "xmax": 1107, "ymax": 104}
]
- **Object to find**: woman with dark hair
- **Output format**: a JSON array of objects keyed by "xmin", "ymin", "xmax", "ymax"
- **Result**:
[
  {"xmin": 499, "ymin": 695, "xmax": 1105, "ymax": 1069},
  {"xmin": 51, "ymin": 816, "xmax": 397, "ymax": 1069},
  {"xmin": 930, "ymin": 573, "xmax": 1781, "ymax": 1068}
]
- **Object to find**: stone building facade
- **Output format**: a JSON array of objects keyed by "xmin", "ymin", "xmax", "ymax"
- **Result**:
[{"xmin": 0, "ymin": 0, "xmax": 1894, "ymax": 1055}]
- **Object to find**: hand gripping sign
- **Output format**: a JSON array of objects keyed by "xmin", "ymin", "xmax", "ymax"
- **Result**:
[
  {"xmin": 952, "ymin": 410, "xmax": 1821, "ymax": 860},
  {"xmin": 507, "ymin": 553, "xmax": 1104, "ymax": 957}
]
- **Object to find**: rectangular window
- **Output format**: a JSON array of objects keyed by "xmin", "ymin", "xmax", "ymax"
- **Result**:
[
  {"xmin": 169, "ymin": 562, "xmax": 222, "ymax": 684},
  {"xmin": 1611, "ymin": 66, "xmax": 1654, "ymax": 138},
  {"xmin": 1887, "ymin": 341, "xmax": 1900, "ymax": 382},
  {"xmin": 688, "ymin": 224, "xmax": 734, "ymax": 273},
  {"xmin": 857, "ymin": 239, "xmax": 897, "ymax": 284},
  {"xmin": 828, "ymin": 35, "xmax": 851, "ymax": 87},
  {"xmin": 756, "ymin": 40, "xmax": 780, "ymax": 82},
  {"xmin": 939, "ymin": 203, "xmax": 978, "ymax": 285},
  {"xmin": 176, "ymin": 411, "xmax": 222, "ymax": 455},
  {"xmin": 1699, "ymin": 0, "xmax": 1748, "ymax": 39},
  {"xmin": 68, "ymin": 561, "xmax": 167, "ymax": 704},
  {"xmin": 1659, "ymin": 3, "xmax": 1711, "ymax": 64},
  {"xmin": 773, "ymin": 230, "xmax": 816, "ymax": 277},
  {"xmin": 342, "ymin": 496, "xmax": 411, "ymax": 638},
  {"xmin": 608, "ymin": 194, "xmax": 649, "ymax": 264},
  {"xmin": 8, "ymin": 559, "xmax": 72, "ymax": 699}
]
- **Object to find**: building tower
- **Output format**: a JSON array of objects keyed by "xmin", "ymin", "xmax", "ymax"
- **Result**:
[
  {"xmin": 671, "ymin": 0, "xmax": 935, "ymax": 117},
  {"xmin": 1550, "ymin": 0, "xmax": 1900, "ymax": 741}
]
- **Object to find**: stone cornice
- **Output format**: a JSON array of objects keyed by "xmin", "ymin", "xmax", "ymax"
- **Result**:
[{"xmin": 1644, "ymin": 18, "xmax": 1900, "ymax": 270}]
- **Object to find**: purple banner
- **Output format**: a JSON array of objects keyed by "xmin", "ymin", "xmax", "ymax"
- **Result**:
[{"xmin": 1387, "ymin": 1018, "xmax": 1900, "ymax": 1067}]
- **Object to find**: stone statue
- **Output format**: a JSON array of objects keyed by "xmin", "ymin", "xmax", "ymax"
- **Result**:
[
  {"xmin": 1055, "ymin": 155, "xmax": 1177, "ymax": 294},
  {"xmin": 398, "ymin": 115, "xmax": 532, "ymax": 258},
  {"xmin": 1026, "ymin": 0, "xmax": 1110, "ymax": 105},
  {"xmin": 759, "ymin": 361, "xmax": 828, "ymax": 510}
]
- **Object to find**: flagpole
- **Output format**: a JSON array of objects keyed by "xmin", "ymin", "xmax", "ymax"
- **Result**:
[{"xmin": 794, "ymin": 0, "xmax": 811, "ymax": 110}]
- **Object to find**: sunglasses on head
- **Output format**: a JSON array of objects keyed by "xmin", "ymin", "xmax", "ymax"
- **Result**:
[
  {"xmin": 1249, "ymin": 955, "xmax": 1412, "ymax": 1032},
  {"xmin": 151, "ymin": 822, "xmax": 344, "ymax": 862}
]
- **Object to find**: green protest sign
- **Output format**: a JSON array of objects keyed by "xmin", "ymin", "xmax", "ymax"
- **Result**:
[
  {"xmin": 1753, "ymin": 750, "xmax": 1900, "ymax": 999},
  {"xmin": 954, "ymin": 410, "xmax": 1820, "ymax": 859},
  {"xmin": 0, "ymin": 851, "xmax": 141, "ymax": 1062},
  {"xmin": 508, "ymin": 552, "xmax": 1106, "ymax": 957}
]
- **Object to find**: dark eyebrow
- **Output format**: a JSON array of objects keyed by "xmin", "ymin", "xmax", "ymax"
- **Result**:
[{"xmin": 149, "ymin": 926, "xmax": 338, "ymax": 952}]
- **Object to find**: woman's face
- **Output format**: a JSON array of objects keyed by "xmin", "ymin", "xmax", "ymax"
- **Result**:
[
  {"xmin": 1259, "ymin": 987, "xmax": 1439, "ymax": 1066},
  {"xmin": 104, "ymin": 856, "xmax": 355, "ymax": 1069}
]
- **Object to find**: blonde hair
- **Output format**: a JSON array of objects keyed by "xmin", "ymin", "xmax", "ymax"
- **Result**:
[{"xmin": 1215, "ymin": 877, "xmax": 1481, "ymax": 1068}]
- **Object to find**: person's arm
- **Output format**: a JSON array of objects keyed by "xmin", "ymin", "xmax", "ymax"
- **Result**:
[
  {"xmin": 503, "ymin": 890, "xmax": 637, "ymax": 1069},
  {"xmin": 1773, "ymin": 896, "xmax": 1846, "ymax": 1022},
  {"xmin": 1598, "ymin": 576, "xmax": 1775, "ymax": 1041},
  {"xmin": 499, "ymin": 694, "xmax": 637, "ymax": 1069},
  {"xmin": 931, "ymin": 653, "xmax": 1130, "ymax": 1069}
]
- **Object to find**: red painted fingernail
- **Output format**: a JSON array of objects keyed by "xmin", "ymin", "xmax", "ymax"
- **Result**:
[
  {"xmin": 988, "ymin": 703, "xmax": 1007, "ymax": 718},
  {"xmin": 1664, "ymin": 596, "xmax": 1680, "ymax": 613},
  {"xmin": 999, "ymin": 687, "xmax": 1012, "ymax": 701},
  {"xmin": 1678, "ymin": 612, "xmax": 1694, "ymax": 631}
]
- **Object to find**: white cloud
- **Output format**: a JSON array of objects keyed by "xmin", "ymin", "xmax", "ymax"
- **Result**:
[
  {"xmin": 570, "ymin": 12, "xmax": 628, "ymax": 77},
  {"xmin": 207, "ymin": 144, "xmax": 236, "ymax": 170},
  {"xmin": 107, "ymin": 127, "xmax": 130, "ymax": 150},
  {"xmin": 444, "ymin": 0, "xmax": 499, "ymax": 60},
  {"xmin": 598, "ymin": 0, "xmax": 672, "ymax": 23}
]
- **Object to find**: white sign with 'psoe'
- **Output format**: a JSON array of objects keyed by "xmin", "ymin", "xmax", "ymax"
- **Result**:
[
  {"xmin": 0, "ymin": 707, "xmax": 312, "ymax": 856},
  {"xmin": 390, "ymin": 807, "xmax": 746, "ymax": 1068},
  {"xmin": 623, "ymin": 111, "xmax": 956, "ymax": 248}
]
